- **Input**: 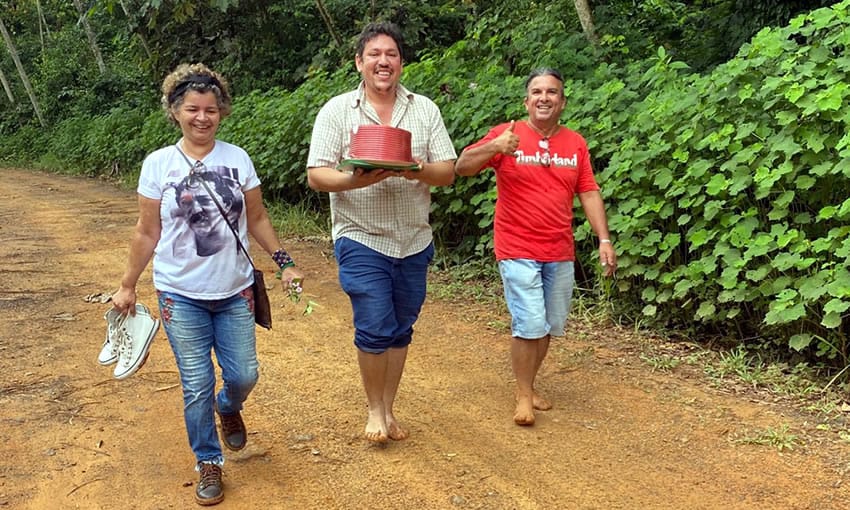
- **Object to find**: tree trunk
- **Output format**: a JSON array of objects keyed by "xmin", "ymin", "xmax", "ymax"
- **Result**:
[
  {"xmin": 315, "ymin": 0, "xmax": 344, "ymax": 52},
  {"xmin": 573, "ymin": 0, "xmax": 599, "ymax": 45},
  {"xmin": 0, "ymin": 16, "xmax": 46, "ymax": 126},
  {"xmin": 36, "ymin": 0, "xmax": 50, "ymax": 55},
  {"xmin": 0, "ymin": 66, "xmax": 15, "ymax": 104},
  {"xmin": 119, "ymin": 0, "xmax": 153, "ymax": 60},
  {"xmin": 72, "ymin": 0, "xmax": 107, "ymax": 74}
]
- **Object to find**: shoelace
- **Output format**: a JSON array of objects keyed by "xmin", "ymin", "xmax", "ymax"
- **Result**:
[
  {"xmin": 198, "ymin": 464, "xmax": 221, "ymax": 489},
  {"xmin": 116, "ymin": 327, "xmax": 133, "ymax": 367},
  {"xmin": 219, "ymin": 412, "xmax": 242, "ymax": 436},
  {"xmin": 106, "ymin": 324, "xmax": 120, "ymax": 357}
]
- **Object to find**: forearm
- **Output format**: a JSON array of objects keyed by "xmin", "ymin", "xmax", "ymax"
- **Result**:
[
  {"xmin": 578, "ymin": 190, "xmax": 611, "ymax": 240},
  {"xmin": 120, "ymin": 229, "xmax": 158, "ymax": 290},
  {"xmin": 248, "ymin": 211, "xmax": 286, "ymax": 257},
  {"xmin": 415, "ymin": 160, "xmax": 455, "ymax": 186},
  {"xmin": 307, "ymin": 166, "xmax": 352, "ymax": 192},
  {"xmin": 454, "ymin": 144, "xmax": 498, "ymax": 176}
]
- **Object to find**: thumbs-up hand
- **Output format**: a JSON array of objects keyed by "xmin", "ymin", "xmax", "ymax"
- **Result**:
[{"xmin": 493, "ymin": 120, "xmax": 520, "ymax": 155}]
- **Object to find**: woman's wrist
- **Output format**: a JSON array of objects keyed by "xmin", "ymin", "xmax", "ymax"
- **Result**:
[{"xmin": 272, "ymin": 248, "xmax": 295, "ymax": 270}]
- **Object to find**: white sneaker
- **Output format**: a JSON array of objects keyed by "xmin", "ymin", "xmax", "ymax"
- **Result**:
[
  {"xmin": 113, "ymin": 303, "xmax": 159, "ymax": 380},
  {"xmin": 98, "ymin": 308, "xmax": 123, "ymax": 366}
]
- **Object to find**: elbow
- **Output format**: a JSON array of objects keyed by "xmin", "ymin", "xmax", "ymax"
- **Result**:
[
  {"xmin": 306, "ymin": 168, "xmax": 321, "ymax": 191},
  {"xmin": 453, "ymin": 157, "xmax": 476, "ymax": 177}
]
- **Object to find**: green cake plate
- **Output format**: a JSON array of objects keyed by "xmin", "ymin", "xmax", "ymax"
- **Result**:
[{"xmin": 338, "ymin": 159, "xmax": 420, "ymax": 172}]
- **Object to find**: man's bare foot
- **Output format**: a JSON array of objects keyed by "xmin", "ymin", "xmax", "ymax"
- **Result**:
[
  {"xmin": 386, "ymin": 415, "xmax": 410, "ymax": 441},
  {"xmin": 386, "ymin": 416, "xmax": 409, "ymax": 441},
  {"xmin": 513, "ymin": 395, "xmax": 535, "ymax": 426},
  {"xmin": 364, "ymin": 411, "xmax": 388, "ymax": 443},
  {"xmin": 532, "ymin": 392, "xmax": 552, "ymax": 411},
  {"xmin": 516, "ymin": 390, "xmax": 553, "ymax": 411}
]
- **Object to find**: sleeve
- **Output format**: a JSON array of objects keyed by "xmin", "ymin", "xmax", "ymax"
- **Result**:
[
  {"xmin": 239, "ymin": 147, "xmax": 262, "ymax": 191},
  {"xmin": 462, "ymin": 123, "xmax": 511, "ymax": 170},
  {"xmin": 306, "ymin": 97, "xmax": 347, "ymax": 169},
  {"xmin": 137, "ymin": 152, "xmax": 164, "ymax": 200},
  {"xmin": 425, "ymin": 100, "xmax": 457, "ymax": 162},
  {"xmin": 574, "ymin": 136, "xmax": 600, "ymax": 193}
]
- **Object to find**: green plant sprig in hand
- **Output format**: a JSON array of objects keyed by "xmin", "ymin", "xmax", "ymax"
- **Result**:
[{"xmin": 287, "ymin": 277, "xmax": 303, "ymax": 303}]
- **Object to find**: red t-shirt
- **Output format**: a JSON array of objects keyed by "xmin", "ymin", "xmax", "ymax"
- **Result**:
[{"xmin": 465, "ymin": 121, "xmax": 600, "ymax": 262}]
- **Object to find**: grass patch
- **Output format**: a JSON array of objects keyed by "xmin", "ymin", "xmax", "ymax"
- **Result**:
[
  {"xmin": 266, "ymin": 201, "xmax": 330, "ymax": 240},
  {"xmin": 731, "ymin": 423, "xmax": 799, "ymax": 451},
  {"xmin": 701, "ymin": 345, "xmax": 825, "ymax": 398},
  {"xmin": 640, "ymin": 353, "xmax": 681, "ymax": 372},
  {"xmin": 428, "ymin": 258, "xmax": 503, "ymax": 305}
]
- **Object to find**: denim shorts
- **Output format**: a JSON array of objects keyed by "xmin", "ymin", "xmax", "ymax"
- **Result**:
[
  {"xmin": 335, "ymin": 237, "xmax": 434, "ymax": 353},
  {"xmin": 498, "ymin": 259, "xmax": 575, "ymax": 339}
]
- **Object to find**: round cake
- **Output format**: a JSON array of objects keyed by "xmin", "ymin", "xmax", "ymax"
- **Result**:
[{"xmin": 349, "ymin": 125, "xmax": 413, "ymax": 163}]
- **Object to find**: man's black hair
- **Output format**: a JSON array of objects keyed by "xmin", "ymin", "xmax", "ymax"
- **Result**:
[{"xmin": 356, "ymin": 21, "xmax": 405, "ymax": 62}]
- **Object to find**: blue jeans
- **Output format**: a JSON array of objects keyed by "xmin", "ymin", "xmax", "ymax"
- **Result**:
[
  {"xmin": 498, "ymin": 259, "xmax": 575, "ymax": 339},
  {"xmin": 335, "ymin": 237, "xmax": 434, "ymax": 353},
  {"xmin": 157, "ymin": 289, "xmax": 259, "ymax": 465}
]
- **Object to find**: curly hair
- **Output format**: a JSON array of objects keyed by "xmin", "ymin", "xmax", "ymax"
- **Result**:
[{"xmin": 160, "ymin": 63, "xmax": 232, "ymax": 124}]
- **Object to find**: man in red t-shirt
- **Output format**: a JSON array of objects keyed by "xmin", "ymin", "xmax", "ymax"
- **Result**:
[{"xmin": 456, "ymin": 68, "xmax": 617, "ymax": 426}]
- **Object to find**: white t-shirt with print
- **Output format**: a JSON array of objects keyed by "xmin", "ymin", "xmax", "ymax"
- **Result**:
[{"xmin": 138, "ymin": 140, "xmax": 261, "ymax": 299}]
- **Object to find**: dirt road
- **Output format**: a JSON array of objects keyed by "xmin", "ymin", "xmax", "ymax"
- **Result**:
[{"xmin": 1, "ymin": 167, "xmax": 849, "ymax": 509}]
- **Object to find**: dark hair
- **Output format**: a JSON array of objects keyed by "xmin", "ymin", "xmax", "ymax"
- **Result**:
[
  {"xmin": 524, "ymin": 68, "xmax": 565, "ymax": 96},
  {"xmin": 356, "ymin": 21, "xmax": 405, "ymax": 61}
]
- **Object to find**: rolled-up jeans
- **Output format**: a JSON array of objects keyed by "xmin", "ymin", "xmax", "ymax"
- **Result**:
[
  {"xmin": 334, "ymin": 237, "xmax": 434, "ymax": 354},
  {"xmin": 157, "ymin": 289, "xmax": 259, "ymax": 465}
]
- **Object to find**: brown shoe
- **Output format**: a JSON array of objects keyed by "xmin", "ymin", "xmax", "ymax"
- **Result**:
[
  {"xmin": 215, "ymin": 403, "xmax": 247, "ymax": 451},
  {"xmin": 195, "ymin": 463, "xmax": 223, "ymax": 506}
]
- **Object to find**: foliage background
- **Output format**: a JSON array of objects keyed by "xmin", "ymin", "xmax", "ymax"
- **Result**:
[{"xmin": 0, "ymin": 0, "xmax": 847, "ymax": 361}]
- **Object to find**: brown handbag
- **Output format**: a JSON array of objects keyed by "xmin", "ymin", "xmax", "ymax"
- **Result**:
[
  {"xmin": 175, "ymin": 146, "xmax": 272, "ymax": 329},
  {"xmin": 250, "ymin": 269, "xmax": 273, "ymax": 329}
]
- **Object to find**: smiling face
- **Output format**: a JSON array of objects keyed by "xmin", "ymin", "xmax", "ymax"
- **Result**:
[
  {"xmin": 523, "ymin": 74, "xmax": 566, "ymax": 128},
  {"xmin": 172, "ymin": 90, "xmax": 221, "ymax": 148},
  {"xmin": 355, "ymin": 34, "xmax": 403, "ymax": 96}
]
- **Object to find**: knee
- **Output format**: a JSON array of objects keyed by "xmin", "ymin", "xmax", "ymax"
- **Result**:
[{"xmin": 234, "ymin": 366, "xmax": 259, "ymax": 392}]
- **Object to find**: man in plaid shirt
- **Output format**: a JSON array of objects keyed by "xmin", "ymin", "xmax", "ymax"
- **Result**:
[{"xmin": 307, "ymin": 21, "xmax": 456, "ymax": 443}]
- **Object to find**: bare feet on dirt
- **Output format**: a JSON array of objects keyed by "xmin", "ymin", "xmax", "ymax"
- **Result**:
[
  {"xmin": 5, "ymin": 168, "xmax": 850, "ymax": 509},
  {"xmin": 364, "ymin": 409, "xmax": 389, "ymax": 443},
  {"xmin": 532, "ymin": 391, "xmax": 552, "ymax": 410},
  {"xmin": 513, "ymin": 393, "xmax": 535, "ymax": 426},
  {"xmin": 386, "ymin": 415, "xmax": 409, "ymax": 440}
]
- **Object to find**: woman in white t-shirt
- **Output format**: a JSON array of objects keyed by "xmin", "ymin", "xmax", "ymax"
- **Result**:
[{"xmin": 110, "ymin": 63, "xmax": 304, "ymax": 506}]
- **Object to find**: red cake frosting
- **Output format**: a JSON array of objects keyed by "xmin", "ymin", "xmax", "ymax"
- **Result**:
[{"xmin": 349, "ymin": 125, "xmax": 413, "ymax": 163}]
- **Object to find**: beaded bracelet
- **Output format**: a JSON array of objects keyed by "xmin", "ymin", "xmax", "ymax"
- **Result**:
[{"xmin": 272, "ymin": 248, "xmax": 295, "ymax": 270}]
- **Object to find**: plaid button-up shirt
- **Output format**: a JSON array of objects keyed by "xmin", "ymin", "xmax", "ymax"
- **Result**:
[{"xmin": 307, "ymin": 82, "xmax": 457, "ymax": 258}]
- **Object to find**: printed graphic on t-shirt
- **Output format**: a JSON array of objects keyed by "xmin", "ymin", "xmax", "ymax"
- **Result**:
[
  {"xmin": 515, "ymin": 139, "xmax": 578, "ymax": 168},
  {"xmin": 164, "ymin": 165, "xmax": 243, "ymax": 258}
]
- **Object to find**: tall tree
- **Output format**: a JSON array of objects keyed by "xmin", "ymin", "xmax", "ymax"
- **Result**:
[
  {"xmin": 36, "ymin": 0, "xmax": 50, "ymax": 55},
  {"xmin": 573, "ymin": 0, "xmax": 598, "ymax": 45},
  {"xmin": 0, "ymin": 66, "xmax": 15, "ymax": 104},
  {"xmin": 0, "ymin": 15, "xmax": 45, "ymax": 126},
  {"xmin": 118, "ymin": 0, "xmax": 152, "ymax": 60},
  {"xmin": 71, "ymin": 0, "xmax": 106, "ymax": 74}
]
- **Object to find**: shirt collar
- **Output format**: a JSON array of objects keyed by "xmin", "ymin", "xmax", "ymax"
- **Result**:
[{"xmin": 349, "ymin": 81, "xmax": 414, "ymax": 109}]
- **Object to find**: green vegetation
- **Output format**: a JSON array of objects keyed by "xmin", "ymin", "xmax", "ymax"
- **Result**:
[
  {"xmin": 731, "ymin": 423, "xmax": 799, "ymax": 451},
  {"xmin": 0, "ymin": 0, "xmax": 847, "ymax": 365}
]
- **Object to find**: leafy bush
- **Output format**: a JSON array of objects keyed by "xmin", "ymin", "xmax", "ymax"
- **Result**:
[
  {"xmin": 2, "ymin": 0, "xmax": 847, "ymax": 362},
  {"xmin": 579, "ymin": 2, "xmax": 850, "ymax": 358}
]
